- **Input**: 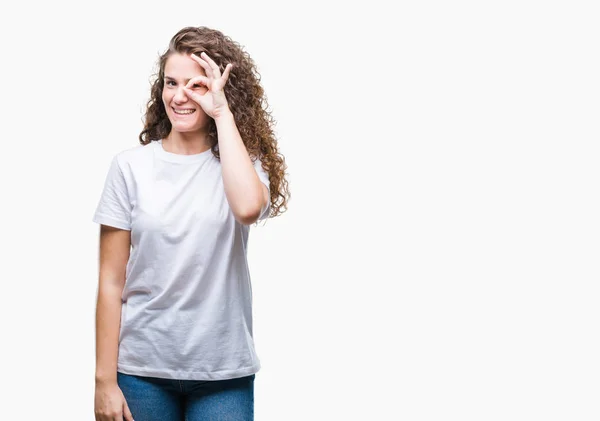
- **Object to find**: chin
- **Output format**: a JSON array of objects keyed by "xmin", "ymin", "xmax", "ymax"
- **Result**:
[{"xmin": 171, "ymin": 121, "xmax": 198, "ymax": 131}]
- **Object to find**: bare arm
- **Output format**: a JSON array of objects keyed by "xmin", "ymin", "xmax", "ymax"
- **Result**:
[
  {"xmin": 95, "ymin": 225, "xmax": 131, "ymax": 384},
  {"xmin": 182, "ymin": 53, "xmax": 269, "ymax": 226},
  {"xmin": 215, "ymin": 110, "xmax": 270, "ymax": 225}
]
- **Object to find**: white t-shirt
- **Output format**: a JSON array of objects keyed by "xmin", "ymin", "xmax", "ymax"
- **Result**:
[{"xmin": 93, "ymin": 139, "xmax": 270, "ymax": 381}]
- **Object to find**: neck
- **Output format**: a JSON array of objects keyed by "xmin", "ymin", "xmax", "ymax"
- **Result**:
[{"xmin": 164, "ymin": 130, "xmax": 211, "ymax": 155}]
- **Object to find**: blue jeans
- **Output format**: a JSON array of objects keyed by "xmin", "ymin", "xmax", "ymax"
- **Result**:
[{"xmin": 117, "ymin": 371, "xmax": 255, "ymax": 421}]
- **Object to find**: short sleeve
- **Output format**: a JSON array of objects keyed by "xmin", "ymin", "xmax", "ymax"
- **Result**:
[
  {"xmin": 92, "ymin": 155, "xmax": 132, "ymax": 230},
  {"xmin": 253, "ymin": 157, "xmax": 271, "ymax": 221}
]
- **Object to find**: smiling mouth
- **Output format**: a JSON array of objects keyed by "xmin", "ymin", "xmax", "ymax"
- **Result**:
[{"xmin": 173, "ymin": 108, "xmax": 196, "ymax": 115}]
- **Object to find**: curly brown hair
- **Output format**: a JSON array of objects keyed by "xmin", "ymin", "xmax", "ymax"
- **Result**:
[{"xmin": 139, "ymin": 26, "xmax": 289, "ymax": 218}]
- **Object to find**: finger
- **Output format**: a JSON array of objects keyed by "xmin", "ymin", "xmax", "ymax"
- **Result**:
[
  {"xmin": 221, "ymin": 63, "xmax": 233, "ymax": 83},
  {"xmin": 190, "ymin": 53, "xmax": 213, "ymax": 79},
  {"xmin": 186, "ymin": 75, "xmax": 209, "ymax": 89},
  {"xmin": 123, "ymin": 401, "xmax": 134, "ymax": 421},
  {"xmin": 199, "ymin": 52, "xmax": 222, "ymax": 78},
  {"xmin": 183, "ymin": 86, "xmax": 203, "ymax": 104}
]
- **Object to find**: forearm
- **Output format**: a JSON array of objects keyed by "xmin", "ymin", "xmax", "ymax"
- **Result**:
[
  {"xmin": 95, "ymin": 284, "xmax": 123, "ymax": 384},
  {"xmin": 215, "ymin": 110, "xmax": 265, "ymax": 223}
]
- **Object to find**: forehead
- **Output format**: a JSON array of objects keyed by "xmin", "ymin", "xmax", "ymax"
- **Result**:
[{"xmin": 164, "ymin": 53, "xmax": 206, "ymax": 78}]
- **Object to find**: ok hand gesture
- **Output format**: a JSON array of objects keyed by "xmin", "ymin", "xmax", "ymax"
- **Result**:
[{"xmin": 183, "ymin": 52, "xmax": 233, "ymax": 119}]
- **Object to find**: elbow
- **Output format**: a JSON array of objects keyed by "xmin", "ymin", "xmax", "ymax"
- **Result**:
[
  {"xmin": 235, "ymin": 206, "xmax": 262, "ymax": 226},
  {"xmin": 232, "ymin": 184, "xmax": 269, "ymax": 225}
]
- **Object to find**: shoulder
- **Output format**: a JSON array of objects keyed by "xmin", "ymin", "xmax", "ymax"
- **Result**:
[{"xmin": 113, "ymin": 141, "xmax": 157, "ymax": 168}]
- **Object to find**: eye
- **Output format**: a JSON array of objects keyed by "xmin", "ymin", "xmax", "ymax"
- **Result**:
[
  {"xmin": 192, "ymin": 83, "xmax": 201, "ymax": 88},
  {"xmin": 166, "ymin": 80, "xmax": 176, "ymax": 86}
]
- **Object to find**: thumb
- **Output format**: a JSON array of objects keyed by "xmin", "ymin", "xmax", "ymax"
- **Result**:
[{"xmin": 123, "ymin": 400, "xmax": 134, "ymax": 421}]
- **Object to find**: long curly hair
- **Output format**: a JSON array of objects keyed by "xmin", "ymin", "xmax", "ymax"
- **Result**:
[{"xmin": 139, "ymin": 26, "xmax": 289, "ymax": 218}]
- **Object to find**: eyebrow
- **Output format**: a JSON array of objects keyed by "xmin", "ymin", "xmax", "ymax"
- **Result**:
[{"xmin": 164, "ymin": 76, "xmax": 193, "ymax": 84}]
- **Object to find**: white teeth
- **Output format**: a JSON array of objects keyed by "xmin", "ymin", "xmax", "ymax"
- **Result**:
[{"xmin": 173, "ymin": 109, "xmax": 195, "ymax": 115}]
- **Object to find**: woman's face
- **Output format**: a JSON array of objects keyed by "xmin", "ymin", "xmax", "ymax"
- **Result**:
[{"xmin": 162, "ymin": 53, "xmax": 210, "ymax": 135}]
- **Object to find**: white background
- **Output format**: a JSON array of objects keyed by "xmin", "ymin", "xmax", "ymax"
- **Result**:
[{"xmin": 0, "ymin": 0, "xmax": 598, "ymax": 420}]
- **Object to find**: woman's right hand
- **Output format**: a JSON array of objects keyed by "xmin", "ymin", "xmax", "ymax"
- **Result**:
[{"xmin": 94, "ymin": 380, "xmax": 134, "ymax": 421}]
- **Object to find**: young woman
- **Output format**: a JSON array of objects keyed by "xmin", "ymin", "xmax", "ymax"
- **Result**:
[{"xmin": 93, "ymin": 26, "xmax": 289, "ymax": 421}]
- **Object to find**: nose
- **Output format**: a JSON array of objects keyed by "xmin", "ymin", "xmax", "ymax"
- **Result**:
[{"xmin": 173, "ymin": 86, "xmax": 188, "ymax": 104}]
